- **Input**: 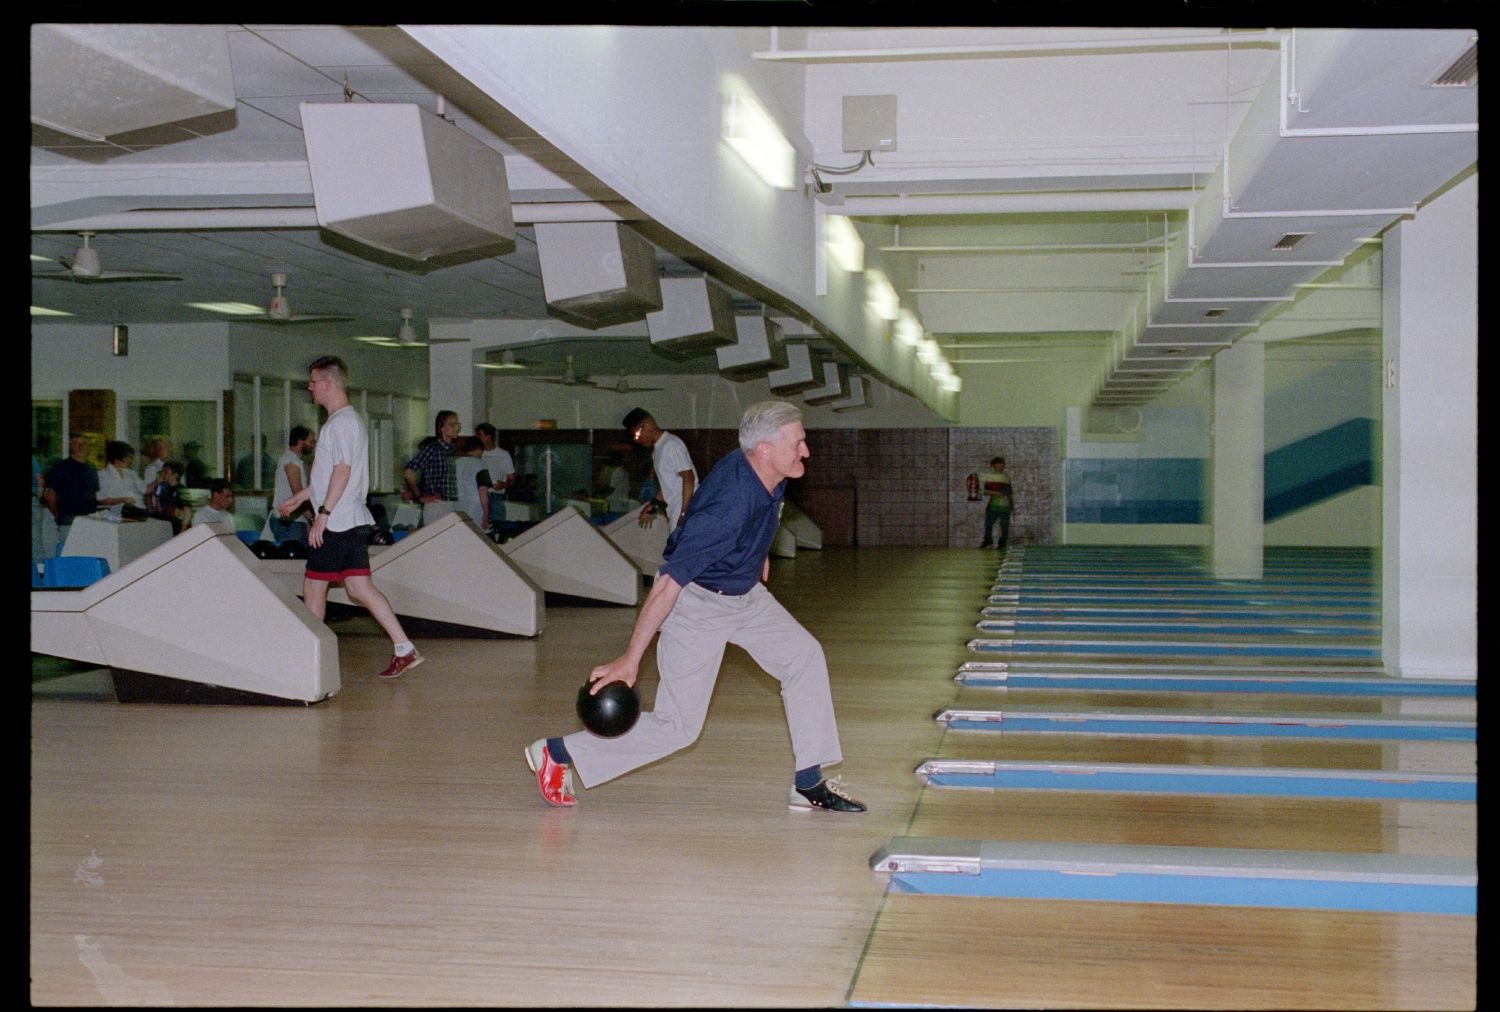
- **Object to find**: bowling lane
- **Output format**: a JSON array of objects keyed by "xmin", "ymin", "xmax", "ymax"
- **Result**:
[{"xmin": 848, "ymin": 896, "xmax": 1475, "ymax": 1010}]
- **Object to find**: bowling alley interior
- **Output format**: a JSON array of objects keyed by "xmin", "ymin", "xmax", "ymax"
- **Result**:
[{"xmin": 30, "ymin": 23, "xmax": 1475, "ymax": 1008}]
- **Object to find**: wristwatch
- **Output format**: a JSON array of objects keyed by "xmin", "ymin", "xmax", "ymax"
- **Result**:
[{"xmin": 318, "ymin": 505, "xmax": 331, "ymax": 516}]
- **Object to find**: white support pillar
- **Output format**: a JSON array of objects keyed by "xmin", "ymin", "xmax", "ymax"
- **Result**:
[
  {"xmin": 1381, "ymin": 173, "xmax": 1477, "ymax": 680},
  {"xmin": 1210, "ymin": 340, "xmax": 1265, "ymax": 580}
]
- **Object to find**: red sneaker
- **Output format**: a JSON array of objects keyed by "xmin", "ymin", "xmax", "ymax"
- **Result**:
[
  {"xmin": 377, "ymin": 649, "xmax": 424, "ymax": 680},
  {"xmin": 524, "ymin": 738, "xmax": 577, "ymax": 807}
]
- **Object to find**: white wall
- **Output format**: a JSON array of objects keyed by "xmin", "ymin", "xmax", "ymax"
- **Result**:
[
  {"xmin": 404, "ymin": 26, "xmax": 956, "ymax": 419},
  {"xmin": 1382, "ymin": 172, "xmax": 1477, "ymax": 679},
  {"xmin": 225, "ymin": 322, "xmax": 429, "ymax": 395},
  {"xmin": 32, "ymin": 321, "xmax": 231, "ymax": 399},
  {"xmin": 481, "ymin": 370, "xmax": 943, "ymax": 432}
]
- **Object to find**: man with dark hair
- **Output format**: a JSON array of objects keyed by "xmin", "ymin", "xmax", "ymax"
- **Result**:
[
  {"xmin": 191, "ymin": 478, "xmax": 237, "ymax": 528},
  {"xmin": 526, "ymin": 400, "xmax": 865, "ymax": 815},
  {"xmin": 271, "ymin": 424, "xmax": 316, "ymax": 544},
  {"xmin": 402, "ymin": 410, "xmax": 460, "ymax": 504},
  {"xmin": 620, "ymin": 407, "xmax": 697, "ymax": 530},
  {"xmin": 43, "ymin": 434, "xmax": 100, "ymax": 530},
  {"xmin": 280, "ymin": 355, "xmax": 422, "ymax": 680}
]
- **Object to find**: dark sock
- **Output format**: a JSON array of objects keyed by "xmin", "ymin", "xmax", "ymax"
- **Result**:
[
  {"xmin": 547, "ymin": 737, "xmax": 572, "ymax": 765},
  {"xmin": 795, "ymin": 765, "xmax": 822, "ymax": 791}
]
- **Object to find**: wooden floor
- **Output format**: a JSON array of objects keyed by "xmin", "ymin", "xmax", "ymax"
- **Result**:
[{"xmin": 29, "ymin": 547, "xmax": 1475, "ymax": 1007}]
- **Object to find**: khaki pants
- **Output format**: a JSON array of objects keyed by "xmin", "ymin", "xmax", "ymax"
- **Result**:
[{"xmin": 565, "ymin": 581, "xmax": 844, "ymax": 788}]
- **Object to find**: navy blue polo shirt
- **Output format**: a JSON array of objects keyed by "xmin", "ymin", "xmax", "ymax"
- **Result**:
[{"xmin": 660, "ymin": 449, "xmax": 784, "ymax": 595}]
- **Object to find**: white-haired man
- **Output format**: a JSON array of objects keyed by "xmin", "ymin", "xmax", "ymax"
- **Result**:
[{"xmin": 526, "ymin": 400, "xmax": 865, "ymax": 814}]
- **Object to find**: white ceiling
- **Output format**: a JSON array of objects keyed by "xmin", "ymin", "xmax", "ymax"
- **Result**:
[{"xmin": 30, "ymin": 25, "xmax": 1478, "ymax": 399}]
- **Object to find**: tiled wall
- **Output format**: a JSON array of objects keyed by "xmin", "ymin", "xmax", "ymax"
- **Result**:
[
  {"xmin": 649, "ymin": 425, "xmax": 1058, "ymax": 548},
  {"xmin": 948, "ymin": 427, "xmax": 1057, "ymax": 548}
]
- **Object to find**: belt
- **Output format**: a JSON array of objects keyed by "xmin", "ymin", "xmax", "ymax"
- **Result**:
[{"xmin": 696, "ymin": 582, "xmax": 749, "ymax": 597}]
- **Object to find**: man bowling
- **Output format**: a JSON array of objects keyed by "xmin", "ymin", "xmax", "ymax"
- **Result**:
[{"xmin": 525, "ymin": 400, "xmax": 866, "ymax": 814}]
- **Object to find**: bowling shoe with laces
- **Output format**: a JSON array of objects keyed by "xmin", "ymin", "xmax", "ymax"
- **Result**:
[
  {"xmin": 377, "ymin": 649, "xmax": 424, "ymax": 680},
  {"xmin": 788, "ymin": 776, "xmax": 867, "ymax": 813},
  {"xmin": 525, "ymin": 738, "xmax": 577, "ymax": 807}
]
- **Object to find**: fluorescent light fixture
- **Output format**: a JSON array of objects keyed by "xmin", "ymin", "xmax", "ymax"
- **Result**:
[
  {"xmin": 930, "ymin": 358, "xmax": 953, "ymax": 380},
  {"xmin": 188, "ymin": 301, "xmax": 265, "ymax": 316},
  {"xmin": 721, "ymin": 85, "xmax": 797, "ymax": 190},
  {"xmin": 825, "ymin": 215, "xmax": 865, "ymax": 273},
  {"xmin": 30, "ymin": 305, "xmax": 72, "ymax": 316},
  {"xmin": 916, "ymin": 337, "xmax": 941, "ymax": 365},
  {"xmin": 865, "ymin": 270, "xmax": 899, "ymax": 321},
  {"xmin": 355, "ymin": 335, "xmax": 400, "ymax": 346},
  {"xmin": 894, "ymin": 308, "xmax": 923, "ymax": 346},
  {"xmin": 30, "ymin": 254, "xmax": 51, "ymax": 263},
  {"xmin": 939, "ymin": 374, "xmax": 962, "ymax": 393}
]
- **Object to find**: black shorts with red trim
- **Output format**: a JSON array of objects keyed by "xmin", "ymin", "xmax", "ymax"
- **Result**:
[{"xmin": 305, "ymin": 525, "xmax": 374, "ymax": 582}]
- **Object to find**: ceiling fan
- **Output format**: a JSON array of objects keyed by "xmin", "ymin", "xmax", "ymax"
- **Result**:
[
  {"xmin": 530, "ymin": 353, "xmax": 594, "ymax": 387},
  {"xmin": 250, "ymin": 272, "xmax": 354, "ymax": 325},
  {"xmin": 393, "ymin": 308, "xmax": 469, "ymax": 346},
  {"xmin": 32, "ymin": 232, "xmax": 182, "ymax": 283},
  {"xmin": 591, "ymin": 369, "xmax": 665, "ymax": 394},
  {"xmin": 475, "ymin": 349, "xmax": 545, "ymax": 371}
]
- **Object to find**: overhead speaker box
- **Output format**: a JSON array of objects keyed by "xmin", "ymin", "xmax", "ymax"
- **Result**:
[
  {"xmin": 301, "ymin": 102, "xmax": 515, "ymax": 263},
  {"xmin": 646, "ymin": 277, "xmax": 737, "ymax": 355},
  {"xmin": 802, "ymin": 362, "xmax": 849, "ymax": 405},
  {"xmin": 767, "ymin": 343, "xmax": 822, "ymax": 394},
  {"xmin": 716, "ymin": 316, "xmax": 788, "ymax": 380},
  {"xmin": 535, "ymin": 222, "xmax": 663, "ymax": 329},
  {"xmin": 31, "ymin": 25, "xmax": 236, "ymax": 142}
]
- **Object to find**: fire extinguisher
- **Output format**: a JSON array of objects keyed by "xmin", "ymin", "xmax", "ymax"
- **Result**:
[{"xmin": 966, "ymin": 473, "xmax": 980, "ymax": 501}]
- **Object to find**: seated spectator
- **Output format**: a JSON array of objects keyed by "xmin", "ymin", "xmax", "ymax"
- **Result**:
[
  {"xmin": 146, "ymin": 460, "xmax": 191, "ymax": 534},
  {"xmin": 43, "ymin": 434, "xmax": 99, "ymax": 530},
  {"xmin": 191, "ymin": 478, "xmax": 237, "ymax": 529},
  {"xmin": 97, "ymin": 440, "xmax": 148, "ymax": 519}
]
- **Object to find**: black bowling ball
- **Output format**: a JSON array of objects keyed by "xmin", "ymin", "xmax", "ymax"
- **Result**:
[
  {"xmin": 249, "ymin": 540, "xmax": 278, "ymax": 559},
  {"xmin": 577, "ymin": 680, "xmax": 641, "ymax": 738},
  {"xmin": 368, "ymin": 528, "xmax": 393, "ymax": 546},
  {"xmin": 277, "ymin": 540, "xmax": 308, "ymax": 559}
]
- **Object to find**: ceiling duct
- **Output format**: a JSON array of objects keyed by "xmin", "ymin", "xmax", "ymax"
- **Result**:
[
  {"xmin": 1089, "ymin": 28, "xmax": 1477, "ymax": 418},
  {"xmin": 645, "ymin": 276, "xmax": 737, "ymax": 355},
  {"xmin": 830, "ymin": 374, "xmax": 870, "ymax": 412},
  {"xmin": 30, "ymin": 25, "xmax": 236, "ymax": 142},
  {"xmin": 716, "ymin": 316, "xmax": 788, "ymax": 379},
  {"xmin": 301, "ymin": 102, "xmax": 515, "ymax": 263},
  {"xmin": 803, "ymin": 362, "xmax": 850, "ymax": 405},
  {"xmin": 535, "ymin": 221, "xmax": 663, "ymax": 330},
  {"xmin": 767, "ymin": 343, "xmax": 822, "ymax": 394}
]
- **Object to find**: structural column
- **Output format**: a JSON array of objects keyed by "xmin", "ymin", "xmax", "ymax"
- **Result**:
[
  {"xmin": 1381, "ymin": 174, "xmax": 1477, "ymax": 680},
  {"xmin": 1210, "ymin": 340, "xmax": 1265, "ymax": 580}
]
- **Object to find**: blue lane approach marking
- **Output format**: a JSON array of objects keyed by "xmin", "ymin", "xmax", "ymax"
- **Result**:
[
  {"xmin": 885, "ymin": 869, "xmax": 1474, "ymax": 915},
  {"xmin": 921, "ymin": 768, "xmax": 1475, "ymax": 802},
  {"xmin": 956, "ymin": 672, "xmax": 1475, "ymax": 697},
  {"xmin": 943, "ymin": 715, "xmax": 1474, "ymax": 741}
]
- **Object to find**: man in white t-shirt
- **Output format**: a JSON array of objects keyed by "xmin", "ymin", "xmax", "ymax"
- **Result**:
[
  {"xmin": 473, "ymin": 423, "xmax": 516, "ymax": 527},
  {"xmin": 279, "ymin": 355, "xmax": 422, "ymax": 680},
  {"xmin": 621, "ymin": 407, "xmax": 697, "ymax": 530},
  {"xmin": 191, "ymin": 479, "xmax": 236, "ymax": 529},
  {"xmin": 270, "ymin": 425, "xmax": 316, "ymax": 544}
]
